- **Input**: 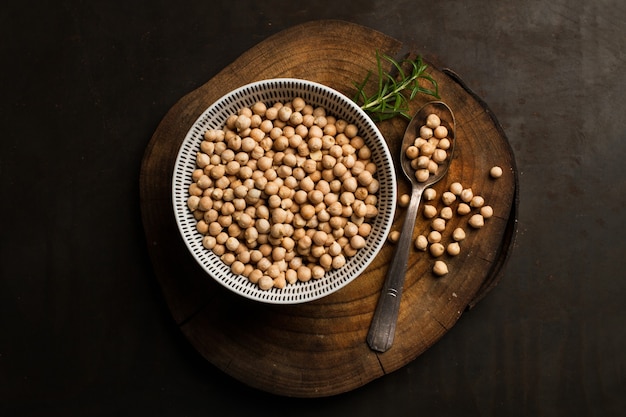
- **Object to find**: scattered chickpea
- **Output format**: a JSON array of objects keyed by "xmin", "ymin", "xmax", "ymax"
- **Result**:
[
  {"xmin": 423, "ymin": 204, "xmax": 438, "ymax": 219},
  {"xmin": 469, "ymin": 214, "xmax": 485, "ymax": 228},
  {"xmin": 406, "ymin": 174, "xmax": 499, "ymax": 280},
  {"xmin": 441, "ymin": 191, "xmax": 456, "ymax": 206},
  {"xmin": 388, "ymin": 230, "xmax": 400, "ymax": 243},
  {"xmin": 428, "ymin": 230, "xmax": 442, "ymax": 244},
  {"xmin": 470, "ymin": 195, "xmax": 485, "ymax": 208},
  {"xmin": 398, "ymin": 193, "xmax": 411, "ymax": 208},
  {"xmin": 490, "ymin": 166, "xmax": 503, "ymax": 178},
  {"xmin": 480, "ymin": 205, "xmax": 494, "ymax": 218},
  {"xmin": 457, "ymin": 203, "xmax": 472, "ymax": 216},
  {"xmin": 431, "ymin": 218, "xmax": 446, "ymax": 232},
  {"xmin": 440, "ymin": 206, "xmax": 453, "ymax": 220},
  {"xmin": 452, "ymin": 227, "xmax": 466, "ymax": 241},
  {"xmin": 447, "ymin": 242, "xmax": 461, "ymax": 256},
  {"xmin": 423, "ymin": 188, "xmax": 437, "ymax": 201},
  {"xmin": 460, "ymin": 188, "xmax": 474, "ymax": 203},
  {"xmin": 430, "ymin": 242, "xmax": 445, "ymax": 257},
  {"xmin": 433, "ymin": 260, "xmax": 449, "ymax": 276},
  {"xmin": 415, "ymin": 235, "xmax": 428, "ymax": 251},
  {"xmin": 449, "ymin": 182, "xmax": 463, "ymax": 195}
]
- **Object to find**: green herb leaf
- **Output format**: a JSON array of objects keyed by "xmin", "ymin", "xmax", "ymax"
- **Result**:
[{"xmin": 353, "ymin": 51, "xmax": 440, "ymax": 122}]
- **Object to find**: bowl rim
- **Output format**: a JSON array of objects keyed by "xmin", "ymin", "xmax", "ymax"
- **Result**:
[{"xmin": 172, "ymin": 77, "xmax": 397, "ymax": 304}]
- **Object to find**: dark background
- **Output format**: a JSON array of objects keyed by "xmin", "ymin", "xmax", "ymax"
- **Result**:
[{"xmin": 2, "ymin": 1, "xmax": 624, "ymax": 416}]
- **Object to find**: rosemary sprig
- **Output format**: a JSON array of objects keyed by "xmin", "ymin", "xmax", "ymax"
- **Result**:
[{"xmin": 353, "ymin": 51, "xmax": 440, "ymax": 122}]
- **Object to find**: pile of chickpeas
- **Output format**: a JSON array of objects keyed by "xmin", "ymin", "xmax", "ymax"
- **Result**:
[
  {"xmin": 186, "ymin": 97, "xmax": 380, "ymax": 291},
  {"xmin": 405, "ymin": 113, "xmax": 452, "ymax": 182},
  {"xmin": 391, "ymin": 166, "xmax": 503, "ymax": 276},
  {"xmin": 388, "ymin": 108, "xmax": 504, "ymax": 277}
]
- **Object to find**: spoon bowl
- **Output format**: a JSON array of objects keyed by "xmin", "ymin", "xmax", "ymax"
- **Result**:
[
  {"xmin": 400, "ymin": 101, "xmax": 456, "ymax": 188},
  {"xmin": 367, "ymin": 101, "xmax": 455, "ymax": 353}
]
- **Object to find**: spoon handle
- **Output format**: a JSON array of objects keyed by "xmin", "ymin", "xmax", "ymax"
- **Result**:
[{"xmin": 367, "ymin": 184, "xmax": 423, "ymax": 353}]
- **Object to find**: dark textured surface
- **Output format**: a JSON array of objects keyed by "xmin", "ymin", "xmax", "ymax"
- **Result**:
[{"xmin": 1, "ymin": 1, "xmax": 624, "ymax": 415}]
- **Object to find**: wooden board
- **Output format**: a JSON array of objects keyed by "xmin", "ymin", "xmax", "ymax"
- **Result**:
[{"xmin": 139, "ymin": 19, "xmax": 518, "ymax": 398}]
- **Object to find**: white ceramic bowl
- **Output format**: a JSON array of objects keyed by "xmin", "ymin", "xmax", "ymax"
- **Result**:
[{"xmin": 172, "ymin": 78, "xmax": 396, "ymax": 304}]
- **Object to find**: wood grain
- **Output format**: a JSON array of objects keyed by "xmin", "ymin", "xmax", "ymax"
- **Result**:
[{"xmin": 139, "ymin": 19, "xmax": 518, "ymax": 398}]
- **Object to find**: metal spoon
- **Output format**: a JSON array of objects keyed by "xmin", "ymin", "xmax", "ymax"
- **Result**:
[{"xmin": 367, "ymin": 101, "xmax": 456, "ymax": 353}]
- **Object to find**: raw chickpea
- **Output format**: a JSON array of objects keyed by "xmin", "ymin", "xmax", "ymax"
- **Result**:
[
  {"xmin": 433, "ymin": 260, "xmax": 449, "ymax": 276},
  {"xmin": 323, "ymin": 124, "xmax": 337, "ymax": 137},
  {"xmin": 258, "ymin": 275, "xmax": 274, "ymax": 290},
  {"xmin": 249, "ymin": 269, "xmax": 263, "ymax": 284},
  {"xmin": 187, "ymin": 196, "xmax": 200, "ymax": 211},
  {"xmin": 292, "ymin": 97, "xmax": 306, "ymax": 111},
  {"xmin": 438, "ymin": 138, "xmax": 451, "ymax": 150},
  {"xmin": 406, "ymin": 145, "xmax": 419, "ymax": 159},
  {"xmin": 213, "ymin": 244, "xmax": 225, "ymax": 256},
  {"xmin": 415, "ymin": 169, "xmax": 430, "ymax": 182},
  {"xmin": 469, "ymin": 214, "xmax": 485, "ymax": 228},
  {"xmin": 277, "ymin": 106, "xmax": 292, "ymax": 122},
  {"xmin": 319, "ymin": 253, "xmax": 333, "ymax": 270},
  {"xmin": 202, "ymin": 235, "xmax": 217, "ymax": 250},
  {"xmin": 398, "ymin": 193, "xmax": 410, "ymax": 208},
  {"xmin": 252, "ymin": 101, "xmax": 267, "ymax": 116},
  {"xmin": 357, "ymin": 170, "xmax": 373, "ymax": 186},
  {"xmin": 231, "ymin": 260, "xmax": 246, "ymax": 275},
  {"xmin": 344, "ymin": 222, "xmax": 359, "ymax": 238},
  {"xmin": 332, "ymin": 255, "xmax": 346, "ymax": 269},
  {"xmin": 432, "ymin": 149, "xmax": 448, "ymax": 164},
  {"xmin": 358, "ymin": 146, "xmax": 371, "ymax": 160},
  {"xmin": 285, "ymin": 269, "xmax": 298, "ymax": 285},
  {"xmin": 423, "ymin": 188, "xmax": 437, "ymax": 201},
  {"xmin": 433, "ymin": 125, "xmax": 448, "ymax": 139},
  {"xmin": 221, "ymin": 252, "xmax": 236, "ymax": 266},
  {"xmin": 388, "ymin": 230, "xmax": 400, "ymax": 243},
  {"xmin": 423, "ymin": 204, "xmax": 438, "ymax": 219},
  {"xmin": 460, "ymin": 188, "xmax": 474, "ymax": 203},
  {"xmin": 189, "ymin": 183, "xmax": 203, "ymax": 197},
  {"xmin": 452, "ymin": 227, "xmax": 466, "ymax": 241},
  {"xmin": 480, "ymin": 205, "xmax": 494, "ymax": 218},
  {"xmin": 358, "ymin": 222, "xmax": 371, "ymax": 237},
  {"xmin": 419, "ymin": 125, "xmax": 433, "ymax": 139},
  {"xmin": 426, "ymin": 113, "xmax": 440, "ymax": 129},
  {"xmin": 457, "ymin": 203, "xmax": 471, "ymax": 216},
  {"xmin": 344, "ymin": 124, "xmax": 358, "ymax": 138},
  {"xmin": 420, "ymin": 142, "xmax": 436, "ymax": 157},
  {"xmin": 441, "ymin": 191, "xmax": 456, "ymax": 206},
  {"xmin": 365, "ymin": 204, "xmax": 378, "ymax": 218},
  {"xmin": 311, "ymin": 265, "xmax": 325, "ymax": 279},
  {"xmin": 449, "ymin": 182, "xmax": 463, "ymax": 195},
  {"xmin": 447, "ymin": 242, "xmax": 461, "ymax": 256},
  {"xmin": 427, "ymin": 160, "xmax": 439, "ymax": 175},
  {"xmin": 343, "ymin": 244, "xmax": 358, "ymax": 257},
  {"xmin": 350, "ymin": 229, "xmax": 365, "ymax": 249},
  {"xmin": 415, "ymin": 235, "xmax": 428, "ymax": 251},
  {"xmin": 196, "ymin": 152, "xmax": 211, "ymax": 168},
  {"xmin": 470, "ymin": 195, "xmax": 485, "ymax": 208},
  {"xmin": 429, "ymin": 242, "xmax": 445, "ymax": 257},
  {"xmin": 431, "ymin": 218, "xmax": 446, "ymax": 232},
  {"xmin": 440, "ymin": 206, "xmax": 453, "ymax": 220},
  {"xmin": 428, "ymin": 230, "xmax": 442, "ymax": 244},
  {"xmin": 273, "ymin": 275, "xmax": 287, "ymax": 289},
  {"xmin": 490, "ymin": 166, "xmax": 503, "ymax": 178}
]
